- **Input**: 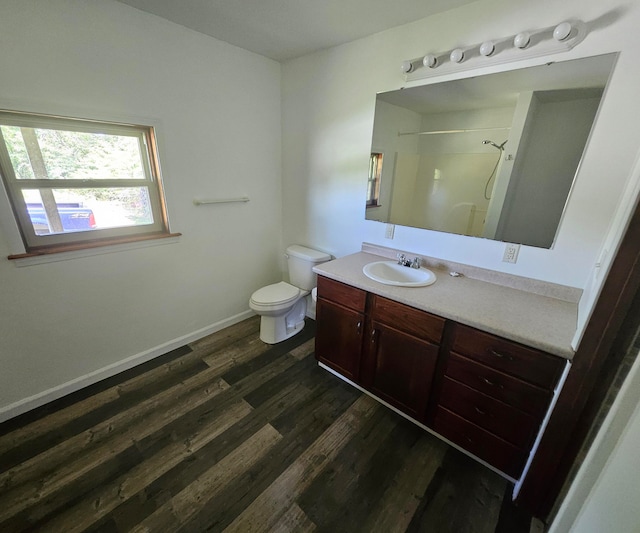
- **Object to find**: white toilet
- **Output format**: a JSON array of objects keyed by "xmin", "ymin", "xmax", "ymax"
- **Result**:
[{"xmin": 250, "ymin": 245, "xmax": 331, "ymax": 344}]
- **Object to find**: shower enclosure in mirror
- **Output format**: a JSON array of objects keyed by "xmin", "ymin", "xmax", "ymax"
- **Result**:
[{"xmin": 366, "ymin": 53, "xmax": 616, "ymax": 248}]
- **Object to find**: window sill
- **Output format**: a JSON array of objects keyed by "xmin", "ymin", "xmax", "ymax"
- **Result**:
[{"xmin": 8, "ymin": 232, "xmax": 182, "ymax": 266}]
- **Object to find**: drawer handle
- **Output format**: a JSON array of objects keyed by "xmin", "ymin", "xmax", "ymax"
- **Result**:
[
  {"xmin": 490, "ymin": 349, "xmax": 513, "ymax": 361},
  {"xmin": 481, "ymin": 377, "xmax": 503, "ymax": 389},
  {"xmin": 371, "ymin": 328, "xmax": 377, "ymax": 343}
]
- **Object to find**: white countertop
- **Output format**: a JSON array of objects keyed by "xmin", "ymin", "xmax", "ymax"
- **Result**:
[{"xmin": 313, "ymin": 252, "xmax": 577, "ymax": 360}]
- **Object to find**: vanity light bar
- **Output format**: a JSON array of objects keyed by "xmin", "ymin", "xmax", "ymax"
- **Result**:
[{"xmin": 402, "ymin": 20, "xmax": 587, "ymax": 82}]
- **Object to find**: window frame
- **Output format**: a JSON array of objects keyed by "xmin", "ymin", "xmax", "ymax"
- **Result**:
[
  {"xmin": 366, "ymin": 151, "xmax": 383, "ymax": 208},
  {"xmin": 0, "ymin": 110, "xmax": 173, "ymax": 257}
]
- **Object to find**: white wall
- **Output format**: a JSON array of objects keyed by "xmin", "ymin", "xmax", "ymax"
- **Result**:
[
  {"xmin": 281, "ymin": 0, "xmax": 640, "ymax": 293},
  {"xmin": 0, "ymin": 0, "xmax": 283, "ymax": 417},
  {"xmin": 568, "ymin": 400, "xmax": 640, "ymax": 532}
]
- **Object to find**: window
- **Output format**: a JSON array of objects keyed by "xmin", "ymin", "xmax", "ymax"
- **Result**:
[
  {"xmin": 0, "ymin": 110, "xmax": 174, "ymax": 257},
  {"xmin": 366, "ymin": 152, "xmax": 383, "ymax": 207}
]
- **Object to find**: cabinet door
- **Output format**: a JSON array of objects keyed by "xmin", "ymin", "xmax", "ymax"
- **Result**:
[
  {"xmin": 315, "ymin": 298, "xmax": 364, "ymax": 381},
  {"xmin": 362, "ymin": 321, "xmax": 439, "ymax": 422}
]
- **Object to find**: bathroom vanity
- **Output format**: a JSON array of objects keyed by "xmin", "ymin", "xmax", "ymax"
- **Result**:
[{"xmin": 313, "ymin": 245, "xmax": 576, "ymax": 484}]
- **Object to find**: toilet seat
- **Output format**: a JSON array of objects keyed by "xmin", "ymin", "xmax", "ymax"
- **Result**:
[{"xmin": 250, "ymin": 281, "xmax": 301, "ymax": 312}]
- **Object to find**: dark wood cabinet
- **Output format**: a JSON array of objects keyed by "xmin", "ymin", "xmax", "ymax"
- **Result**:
[
  {"xmin": 314, "ymin": 275, "xmax": 565, "ymax": 482},
  {"xmin": 368, "ymin": 294, "xmax": 445, "ymax": 343},
  {"xmin": 431, "ymin": 322, "xmax": 565, "ymax": 479},
  {"xmin": 443, "ymin": 352, "xmax": 552, "ymax": 416},
  {"xmin": 432, "ymin": 406, "xmax": 528, "ymax": 478},
  {"xmin": 450, "ymin": 323, "xmax": 564, "ymax": 389},
  {"xmin": 315, "ymin": 277, "xmax": 444, "ymax": 421},
  {"xmin": 315, "ymin": 276, "xmax": 366, "ymax": 381},
  {"xmin": 437, "ymin": 377, "xmax": 538, "ymax": 449},
  {"xmin": 360, "ymin": 321, "xmax": 439, "ymax": 421},
  {"xmin": 359, "ymin": 294, "xmax": 444, "ymax": 421}
]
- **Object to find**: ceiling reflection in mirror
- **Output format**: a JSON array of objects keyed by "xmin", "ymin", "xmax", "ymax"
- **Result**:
[{"xmin": 366, "ymin": 53, "xmax": 617, "ymax": 248}]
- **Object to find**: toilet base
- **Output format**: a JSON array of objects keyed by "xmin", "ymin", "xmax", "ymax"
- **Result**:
[
  {"xmin": 259, "ymin": 315, "xmax": 305, "ymax": 344},
  {"xmin": 258, "ymin": 298, "xmax": 307, "ymax": 344}
]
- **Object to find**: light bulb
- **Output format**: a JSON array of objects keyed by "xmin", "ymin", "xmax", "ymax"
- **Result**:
[
  {"xmin": 450, "ymin": 48, "xmax": 465, "ymax": 63},
  {"xmin": 553, "ymin": 22, "xmax": 572, "ymax": 41},
  {"xmin": 423, "ymin": 54, "xmax": 437, "ymax": 68},
  {"xmin": 479, "ymin": 41, "xmax": 495, "ymax": 57},
  {"xmin": 513, "ymin": 31, "xmax": 530, "ymax": 49},
  {"xmin": 401, "ymin": 60, "xmax": 414, "ymax": 73}
]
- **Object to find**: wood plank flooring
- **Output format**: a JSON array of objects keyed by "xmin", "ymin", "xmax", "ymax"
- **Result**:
[{"xmin": 0, "ymin": 317, "xmax": 533, "ymax": 532}]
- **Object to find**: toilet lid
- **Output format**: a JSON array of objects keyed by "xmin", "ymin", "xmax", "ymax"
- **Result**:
[{"xmin": 251, "ymin": 281, "xmax": 301, "ymax": 306}]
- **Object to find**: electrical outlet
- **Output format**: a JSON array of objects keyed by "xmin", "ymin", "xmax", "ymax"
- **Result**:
[
  {"xmin": 385, "ymin": 224, "xmax": 395, "ymax": 239},
  {"xmin": 503, "ymin": 243, "xmax": 520, "ymax": 263}
]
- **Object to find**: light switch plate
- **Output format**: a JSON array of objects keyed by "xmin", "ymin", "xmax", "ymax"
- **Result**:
[{"xmin": 385, "ymin": 224, "xmax": 395, "ymax": 239}]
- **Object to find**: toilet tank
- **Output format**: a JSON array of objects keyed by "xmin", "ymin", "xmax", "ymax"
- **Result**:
[{"xmin": 286, "ymin": 245, "xmax": 331, "ymax": 290}]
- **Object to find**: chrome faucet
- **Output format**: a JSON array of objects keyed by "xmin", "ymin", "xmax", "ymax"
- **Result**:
[{"xmin": 397, "ymin": 253, "xmax": 420, "ymax": 268}]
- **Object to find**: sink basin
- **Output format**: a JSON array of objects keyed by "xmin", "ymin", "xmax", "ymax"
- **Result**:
[{"xmin": 362, "ymin": 261, "xmax": 436, "ymax": 287}]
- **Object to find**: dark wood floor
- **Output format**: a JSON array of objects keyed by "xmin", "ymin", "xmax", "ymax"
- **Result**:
[{"xmin": 0, "ymin": 317, "xmax": 533, "ymax": 532}]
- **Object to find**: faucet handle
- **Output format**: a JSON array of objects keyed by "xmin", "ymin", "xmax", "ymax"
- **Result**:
[
  {"xmin": 397, "ymin": 253, "xmax": 406, "ymax": 265},
  {"xmin": 411, "ymin": 257, "xmax": 421, "ymax": 269}
]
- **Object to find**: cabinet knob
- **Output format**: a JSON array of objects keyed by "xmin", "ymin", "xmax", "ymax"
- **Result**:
[
  {"xmin": 474, "ymin": 406, "xmax": 488, "ymax": 416},
  {"xmin": 356, "ymin": 321, "xmax": 362, "ymax": 333},
  {"xmin": 371, "ymin": 328, "xmax": 377, "ymax": 343}
]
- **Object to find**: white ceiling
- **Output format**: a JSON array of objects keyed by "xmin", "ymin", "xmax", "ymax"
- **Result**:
[{"xmin": 115, "ymin": 0, "xmax": 479, "ymax": 61}]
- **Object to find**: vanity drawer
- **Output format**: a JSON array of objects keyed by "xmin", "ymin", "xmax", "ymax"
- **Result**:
[
  {"xmin": 445, "ymin": 352, "xmax": 552, "ymax": 417},
  {"xmin": 317, "ymin": 276, "xmax": 367, "ymax": 312},
  {"xmin": 370, "ymin": 295, "xmax": 445, "ymax": 344},
  {"xmin": 451, "ymin": 323, "xmax": 564, "ymax": 389},
  {"xmin": 438, "ymin": 377, "xmax": 539, "ymax": 449},
  {"xmin": 433, "ymin": 406, "xmax": 527, "ymax": 479}
]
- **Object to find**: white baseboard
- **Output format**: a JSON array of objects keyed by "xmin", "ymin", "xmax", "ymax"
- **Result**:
[{"xmin": 0, "ymin": 309, "xmax": 255, "ymax": 424}]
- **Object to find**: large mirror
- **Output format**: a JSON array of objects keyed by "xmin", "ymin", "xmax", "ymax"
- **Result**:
[{"xmin": 366, "ymin": 53, "xmax": 617, "ymax": 248}]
